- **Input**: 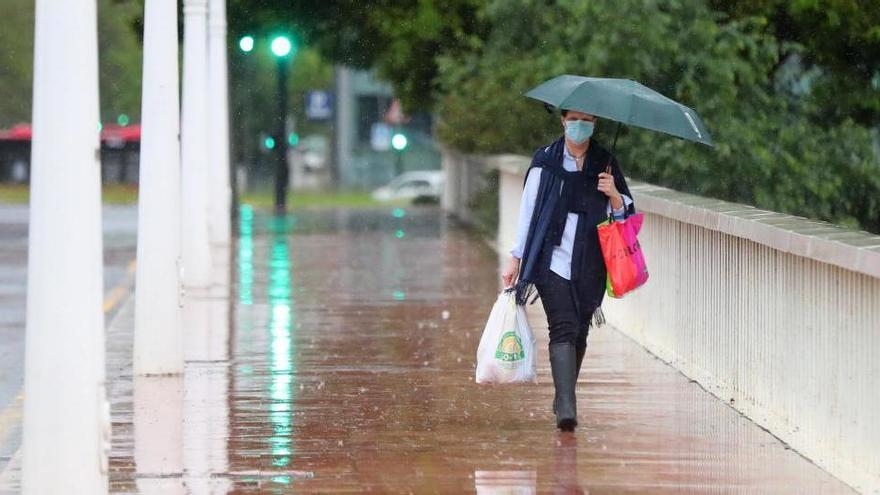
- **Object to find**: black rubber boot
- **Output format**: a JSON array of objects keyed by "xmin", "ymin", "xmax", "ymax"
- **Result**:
[
  {"xmin": 575, "ymin": 344, "xmax": 587, "ymax": 379},
  {"xmin": 555, "ymin": 344, "xmax": 586, "ymax": 415},
  {"xmin": 549, "ymin": 342, "xmax": 578, "ymax": 431}
]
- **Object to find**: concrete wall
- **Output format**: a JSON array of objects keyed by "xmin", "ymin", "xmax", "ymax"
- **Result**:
[
  {"xmin": 440, "ymin": 146, "xmax": 490, "ymax": 226},
  {"xmin": 443, "ymin": 148, "xmax": 880, "ymax": 494}
]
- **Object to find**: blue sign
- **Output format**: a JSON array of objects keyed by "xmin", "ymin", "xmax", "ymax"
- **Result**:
[{"xmin": 305, "ymin": 91, "xmax": 333, "ymax": 120}]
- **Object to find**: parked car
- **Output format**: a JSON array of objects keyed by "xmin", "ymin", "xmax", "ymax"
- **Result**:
[
  {"xmin": 371, "ymin": 171, "xmax": 445, "ymax": 203},
  {"xmin": 298, "ymin": 134, "xmax": 329, "ymax": 171}
]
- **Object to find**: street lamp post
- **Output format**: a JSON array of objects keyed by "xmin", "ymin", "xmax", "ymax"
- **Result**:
[{"xmin": 270, "ymin": 35, "xmax": 292, "ymax": 214}]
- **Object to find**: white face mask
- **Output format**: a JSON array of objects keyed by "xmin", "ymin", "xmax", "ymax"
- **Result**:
[{"xmin": 564, "ymin": 120, "xmax": 594, "ymax": 144}]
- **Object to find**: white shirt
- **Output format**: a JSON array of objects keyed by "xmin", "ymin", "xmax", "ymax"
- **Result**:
[{"xmin": 510, "ymin": 147, "xmax": 633, "ymax": 280}]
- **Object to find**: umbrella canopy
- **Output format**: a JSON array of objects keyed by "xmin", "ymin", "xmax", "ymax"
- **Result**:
[{"xmin": 524, "ymin": 75, "xmax": 713, "ymax": 147}]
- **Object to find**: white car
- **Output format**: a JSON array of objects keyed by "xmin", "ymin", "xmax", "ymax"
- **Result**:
[{"xmin": 371, "ymin": 171, "xmax": 445, "ymax": 203}]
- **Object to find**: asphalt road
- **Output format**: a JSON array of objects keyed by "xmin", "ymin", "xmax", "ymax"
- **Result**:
[{"xmin": 0, "ymin": 203, "xmax": 137, "ymax": 462}]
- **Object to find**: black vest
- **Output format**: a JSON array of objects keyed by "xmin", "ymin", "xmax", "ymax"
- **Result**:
[{"xmin": 515, "ymin": 137, "xmax": 634, "ymax": 310}]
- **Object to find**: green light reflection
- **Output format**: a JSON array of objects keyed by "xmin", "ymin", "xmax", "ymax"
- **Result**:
[
  {"xmin": 238, "ymin": 205, "xmax": 254, "ymax": 305},
  {"xmin": 267, "ymin": 231, "xmax": 294, "ymax": 468}
]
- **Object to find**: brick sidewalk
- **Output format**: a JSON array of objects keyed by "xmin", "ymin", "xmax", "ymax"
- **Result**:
[{"xmin": 2, "ymin": 208, "xmax": 858, "ymax": 493}]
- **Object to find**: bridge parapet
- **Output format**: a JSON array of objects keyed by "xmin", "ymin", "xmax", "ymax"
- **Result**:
[{"xmin": 443, "ymin": 149, "xmax": 880, "ymax": 494}]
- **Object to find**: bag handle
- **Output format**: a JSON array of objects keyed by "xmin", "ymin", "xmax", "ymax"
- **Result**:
[{"xmin": 605, "ymin": 163, "xmax": 629, "ymax": 223}]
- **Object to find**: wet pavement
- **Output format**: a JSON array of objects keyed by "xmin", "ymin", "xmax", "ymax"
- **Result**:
[
  {"xmin": 2, "ymin": 205, "xmax": 858, "ymax": 494},
  {"xmin": 0, "ymin": 204, "xmax": 137, "ymax": 476}
]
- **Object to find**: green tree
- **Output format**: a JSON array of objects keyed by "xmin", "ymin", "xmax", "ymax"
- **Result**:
[
  {"xmin": 0, "ymin": 0, "xmax": 35, "ymax": 126},
  {"xmin": 711, "ymin": 0, "xmax": 880, "ymax": 126},
  {"xmin": 97, "ymin": 0, "xmax": 143, "ymax": 125},
  {"xmin": 0, "ymin": 0, "xmax": 143, "ymax": 127},
  {"xmin": 435, "ymin": 0, "xmax": 880, "ymax": 232},
  {"xmin": 227, "ymin": 0, "xmax": 486, "ymax": 111}
]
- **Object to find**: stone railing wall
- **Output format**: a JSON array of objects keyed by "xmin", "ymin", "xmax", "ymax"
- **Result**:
[{"xmin": 442, "ymin": 149, "xmax": 880, "ymax": 494}]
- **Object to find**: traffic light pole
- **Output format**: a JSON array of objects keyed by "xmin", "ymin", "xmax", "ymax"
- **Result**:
[
  {"xmin": 234, "ymin": 44, "xmax": 253, "ymax": 224},
  {"xmin": 273, "ymin": 57, "xmax": 289, "ymax": 214},
  {"xmin": 395, "ymin": 150, "xmax": 404, "ymax": 177}
]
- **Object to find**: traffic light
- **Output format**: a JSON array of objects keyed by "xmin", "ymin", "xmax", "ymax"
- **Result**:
[
  {"xmin": 270, "ymin": 35, "xmax": 293, "ymax": 58},
  {"xmin": 239, "ymin": 35, "xmax": 254, "ymax": 53},
  {"xmin": 391, "ymin": 133, "xmax": 408, "ymax": 151}
]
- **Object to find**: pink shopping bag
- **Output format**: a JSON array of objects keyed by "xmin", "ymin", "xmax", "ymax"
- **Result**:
[{"xmin": 597, "ymin": 213, "xmax": 649, "ymax": 298}]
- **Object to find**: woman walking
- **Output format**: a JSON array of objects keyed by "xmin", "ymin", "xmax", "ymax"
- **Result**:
[{"xmin": 501, "ymin": 108, "xmax": 635, "ymax": 431}]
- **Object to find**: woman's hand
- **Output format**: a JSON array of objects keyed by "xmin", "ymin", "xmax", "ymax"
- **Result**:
[
  {"xmin": 598, "ymin": 172, "xmax": 623, "ymax": 209},
  {"xmin": 502, "ymin": 256, "xmax": 521, "ymax": 288}
]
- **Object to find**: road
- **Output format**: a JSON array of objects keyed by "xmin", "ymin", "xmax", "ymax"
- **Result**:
[{"xmin": 0, "ymin": 203, "xmax": 137, "ymax": 472}]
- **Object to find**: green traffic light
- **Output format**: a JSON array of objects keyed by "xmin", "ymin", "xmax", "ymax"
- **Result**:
[
  {"xmin": 239, "ymin": 35, "xmax": 255, "ymax": 53},
  {"xmin": 287, "ymin": 133, "xmax": 299, "ymax": 147},
  {"xmin": 264, "ymin": 136, "xmax": 276, "ymax": 150},
  {"xmin": 270, "ymin": 36, "xmax": 292, "ymax": 57},
  {"xmin": 117, "ymin": 113, "xmax": 130, "ymax": 126},
  {"xmin": 391, "ymin": 133, "xmax": 408, "ymax": 151}
]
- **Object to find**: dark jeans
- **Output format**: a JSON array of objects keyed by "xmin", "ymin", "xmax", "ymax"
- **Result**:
[{"xmin": 535, "ymin": 270, "xmax": 598, "ymax": 349}]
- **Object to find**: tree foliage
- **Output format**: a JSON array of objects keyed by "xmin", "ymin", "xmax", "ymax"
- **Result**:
[
  {"xmin": 227, "ymin": 0, "xmax": 486, "ymax": 110},
  {"xmin": 0, "ymin": 0, "xmax": 144, "ymax": 126},
  {"xmin": 711, "ymin": 0, "xmax": 880, "ymax": 126},
  {"xmin": 433, "ymin": 0, "xmax": 880, "ymax": 233}
]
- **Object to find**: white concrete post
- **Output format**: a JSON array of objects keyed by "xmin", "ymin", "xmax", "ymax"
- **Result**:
[
  {"xmin": 208, "ymin": 0, "xmax": 232, "ymax": 247},
  {"xmin": 22, "ymin": 0, "xmax": 108, "ymax": 492},
  {"xmin": 181, "ymin": 0, "xmax": 213, "ymax": 288},
  {"xmin": 134, "ymin": 0, "xmax": 184, "ymax": 376}
]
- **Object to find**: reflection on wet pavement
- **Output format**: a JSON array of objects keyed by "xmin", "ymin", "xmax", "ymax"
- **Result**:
[
  {"xmin": 0, "ymin": 205, "xmax": 138, "ymax": 471},
  {"xmin": 103, "ymin": 206, "xmax": 855, "ymax": 494}
]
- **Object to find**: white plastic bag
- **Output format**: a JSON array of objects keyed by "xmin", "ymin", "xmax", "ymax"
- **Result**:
[{"xmin": 475, "ymin": 291, "xmax": 537, "ymax": 384}]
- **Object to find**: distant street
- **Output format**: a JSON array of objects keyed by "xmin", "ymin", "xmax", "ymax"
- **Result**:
[{"xmin": 0, "ymin": 204, "xmax": 137, "ymax": 471}]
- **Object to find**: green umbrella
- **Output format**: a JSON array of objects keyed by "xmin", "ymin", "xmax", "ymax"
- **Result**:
[{"xmin": 524, "ymin": 75, "xmax": 714, "ymax": 147}]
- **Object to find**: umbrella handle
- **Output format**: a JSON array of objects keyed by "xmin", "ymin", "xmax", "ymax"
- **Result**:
[
  {"xmin": 605, "ymin": 122, "xmax": 621, "ymax": 221},
  {"xmin": 604, "ymin": 121, "xmax": 621, "ymax": 175}
]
